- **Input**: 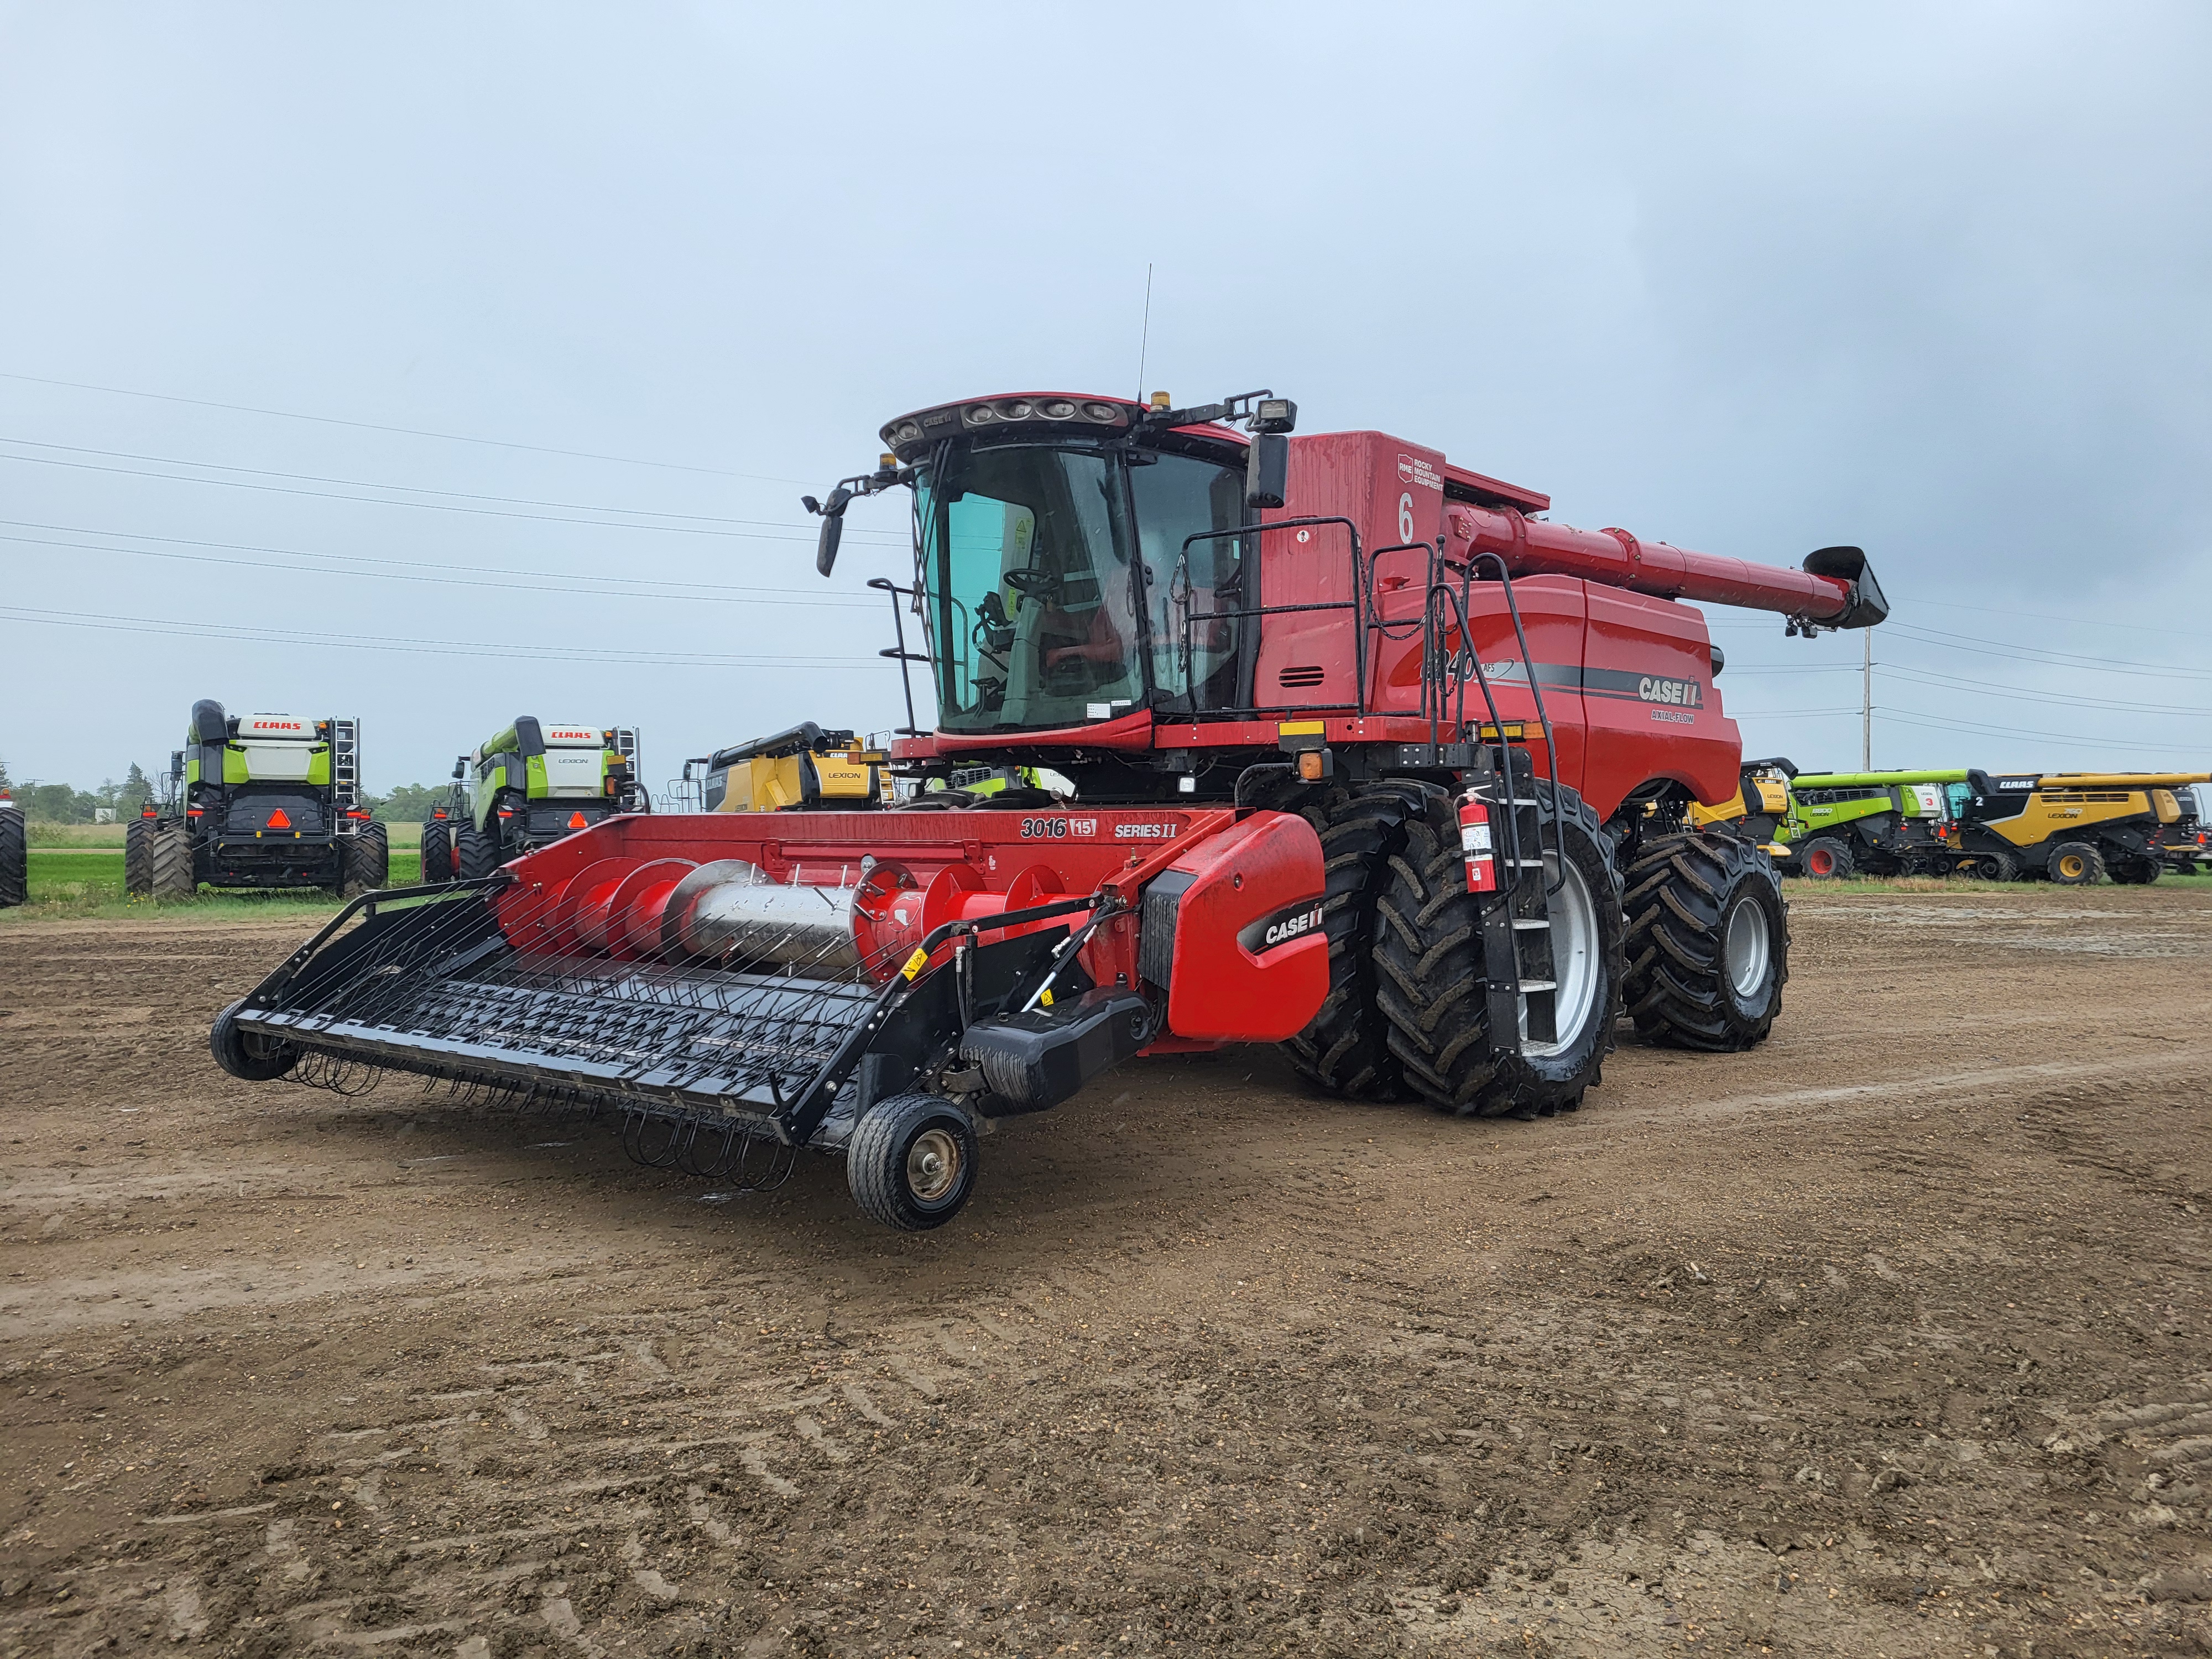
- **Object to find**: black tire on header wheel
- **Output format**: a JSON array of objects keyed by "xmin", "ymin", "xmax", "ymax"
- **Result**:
[
  {"xmin": 125, "ymin": 817, "xmax": 154, "ymax": 896},
  {"xmin": 1620, "ymin": 830, "xmax": 1789, "ymax": 1053},
  {"xmin": 209, "ymin": 999, "xmax": 297, "ymax": 1082},
  {"xmin": 847, "ymin": 1093, "xmax": 979, "ymax": 1232},
  {"xmin": 0, "ymin": 808, "xmax": 25, "ymax": 909},
  {"xmin": 150, "ymin": 822, "xmax": 196, "ymax": 901},
  {"xmin": 1372, "ymin": 779, "xmax": 1624, "ymax": 1117},
  {"xmin": 1256, "ymin": 777, "xmax": 1439, "ymax": 1102}
]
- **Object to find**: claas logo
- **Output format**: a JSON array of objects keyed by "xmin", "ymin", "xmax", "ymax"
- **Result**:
[
  {"xmin": 546, "ymin": 728, "xmax": 598, "ymax": 741},
  {"xmin": 249, "ymin": 720, "xmax": 305, "ymax": 732}
]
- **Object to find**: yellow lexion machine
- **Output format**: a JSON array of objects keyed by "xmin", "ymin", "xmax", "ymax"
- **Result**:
[
  {"xmin": 1953, "ymin": 770, "xmax": 2212, "ymax": 885},
  {"xmin": 685, "ymin": 723, "xmax": 889, "ymax": 813}
]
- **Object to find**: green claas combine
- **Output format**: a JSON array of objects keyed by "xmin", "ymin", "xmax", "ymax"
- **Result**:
[
  {"xmin": 1775, "ymin": 769, "xmax": 1970, "ymax": 879},
  {"xmin": 127, "ymin": 700, "xmax": 384, "ymax": 899},
  {"xmin": 420, "ymin": 719, "xmax": 645, "ymax": 881}
]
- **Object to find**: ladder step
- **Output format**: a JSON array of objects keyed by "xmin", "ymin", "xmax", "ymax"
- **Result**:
[
  {"xmin": 1511, "ymin": 917, "xmax": 1551, "ymax": 930},
  {"xmin": 1514, "ymin": 979, "xmax": 1557, "ymax": 993},
  {"xmin": 1503, "ymin": 858, "xmax": 1545, "ymax": 868}
]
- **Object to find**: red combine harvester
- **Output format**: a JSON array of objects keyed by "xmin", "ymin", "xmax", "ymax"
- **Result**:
[{"xmin": 213, "ymin": 388, "xmax": 1885, "ymax": 1230}]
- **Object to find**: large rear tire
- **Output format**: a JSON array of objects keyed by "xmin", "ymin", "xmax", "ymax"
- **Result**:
[
  {"xmin": 2109, "ymin": 855, "xmax": 2160, "ymax": 886},
  {"xmin": 1972, "ymin": 849, "xmax": 2020, "ymax": 883},
  {"xmin": 1799, "ymin": 836, "xmax": 1855, "ymax": 880},
  {"xmin": 125, "ymin": 818, "xmax": 154, "ymax": 896},
  {"xmin": 341, "ymin": 823, "xmax": 389, "ymax": 896},
  {"xmin": 150, "ymin": 823, "xmax": 196, "ymax": 901},
  {"xmin": 1258, "ymin": 778, "xmax": 1434, "ymax": 1100},
  {"xmin": 1622, "ymin": 831, "xmax": 1789, "ymax": 1052},
  {"xmin": 420, "ymin": 821, "xmax": 452, "ymax": 883},
  {"xmin": 848, "ymin": 1093, "xmax": 978, "ymax": 1231},
  {"xmin": 455, "ymin": 823, "xmax": 499, "ymax": 880},
  {"xmin": 2047, "ymin": 841, "xmax": 2104, "ymax": 885},
  {"xmin": 0, "ymin": 808, "xmax": 25, "ymax": 909},
  {"xmin": 1374, "ymin": 780, "xmax": 1623, "ymax": 1118}
]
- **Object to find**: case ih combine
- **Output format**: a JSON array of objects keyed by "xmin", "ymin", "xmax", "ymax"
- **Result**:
[{"xmin": 212, "ymin": 388, "xmax": 1885, "ymax": 1230}]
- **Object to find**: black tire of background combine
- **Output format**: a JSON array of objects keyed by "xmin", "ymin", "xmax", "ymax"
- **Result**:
[
  {"xmin": 1799, "ymin": 836, "xmax": 1856, "ymax": 880},
  {"xmin": 1255, "ymin": 777, "xmax": 1437, "ymax": 1101},
  {"xmin": 1973, "ymin": 849, "xmax": 2021, "ymax": 882},
  {"xmin": 2047, "ymin": 841, "xmax": 2105, "ymax": 886},
  {"xmin": 341, "ymin": 823, "xmax": 390, "ymax": 896},
  {"xmin": 455, "ymin": 823, "xmax": 499, "ymax": 880},
  {"xmin": 847, "ymin": 1093, "xmax": 979, "ymax": 1231},
  {"xmin": 1373, "ymin": 780, "xmax": 1623, "ymax": 1118},
  {"xmin": 125, "ymin": 817, "xmax": 153, "ymax": 896},
  {"xmin": 1621, "ymin": 831, "xmax": 1790, "ymax": 1052},
  {"xmin": 150, "ymin": 823, "xmax": 196, "ymax": 901},
  {"xmin": 2108, "ymin": 854, "xmax": 2161, "ymax": 885},
  {"xmin": 0, "ymin": 809, "xmax": 25, "ymax": 909},
  {"xmin": 420, "ymin": 821, "xmax": 451, "ymax": 883}
]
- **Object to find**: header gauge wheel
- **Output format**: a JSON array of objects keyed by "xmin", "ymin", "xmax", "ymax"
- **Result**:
[{"xmin": 848, "ymin": 1094, "xmax": 979, "ymax": 1231}]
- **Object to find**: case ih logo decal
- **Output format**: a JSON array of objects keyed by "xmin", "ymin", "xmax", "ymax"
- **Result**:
[
  {"xmin": 1636, "ymin": 675, "xmax": 1703, "ymax": 708},
  {"xmin": 1237, "ymin": 898, "xmax": 1326, "ymax": 954},
  {"xmin": 1396, "ymin": 454, "xmax": 1444, "ymax": 491}
]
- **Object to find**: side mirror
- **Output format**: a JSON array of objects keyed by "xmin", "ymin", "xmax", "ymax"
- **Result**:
[
  {"xmin": 169, "ymin": 750, "xmax": 184, "ymax": 781},
  {"xmin": 451, "ymin": 759, "xmax": 465, "ymax": 780},
  {"xmin": 812, "ymin": 486, "xmax": 853, "ymax": 577},
  {"xmin": 1244, "ymin": 432, "xmax": 1288, "ymax": 510}
]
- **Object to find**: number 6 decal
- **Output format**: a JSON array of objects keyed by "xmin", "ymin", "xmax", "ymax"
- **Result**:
[{"xmin": 1398, "ymin": 492, "xmax": 1415, "ymax": 543}]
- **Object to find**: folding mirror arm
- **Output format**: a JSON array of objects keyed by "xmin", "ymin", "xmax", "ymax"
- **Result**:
[{"xmin": 804, "ymin": 457, "xmax": 913, "ymax": 578}]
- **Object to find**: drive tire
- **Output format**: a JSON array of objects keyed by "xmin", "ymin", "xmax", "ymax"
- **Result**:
[
  {"xmin": 1973, "ymin": 850, "xmax": 2020, "ymax": 882},
  {"xmin": 1256, "ymin": 777, "xmax": 1436, "ymax": 1101},
  {"xmin": 341, "ymin": 823, "xmax": 389, "ymax": 896},
  {"xmin": 455, "ymin": 823, "xmax": 499, "ymax": 880},
  {"xmin": 1374, "ymin": 779, "xmax": 1623, "ymax": 1118},
  {"xmin": 848, "ymin": 1093, "xmax": 978, "ymax": 1231},
  {"xmin": 2048, "ymin": 841, "xmax": 2104, "ymax": 885},
  {"xmin": 0, "ymin": 808, "xmax": 25, "ymax": 909},
  {"xmin": 125, "ymin": 818, "xmax": 154, "ymax": 896},
  {"xmin": 2109, "ymin": 855, "xmax": 2160, "ymax": 885},
  {"xmin": 210, "ymin": 999, "xmax": 298, "ymax": 1082},
  {"xmin": 150, "ymin": 823, "xmax": 196, "ymax": 901},
  {"xmin": 1800, "ymin": 836, "xmax": 1855, "ymax": 880},
  {"xmin": 1622, "ymin": 831, "xmax": 1790, "ymax": 1052},
  {"xmin": 420, "ymin": 821, "xmax": 452, "ymax": 883}
]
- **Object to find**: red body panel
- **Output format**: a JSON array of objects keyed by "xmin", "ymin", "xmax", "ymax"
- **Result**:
[{"xmin": 1152, "ymin": 811, "xmax": 1328, "ymax": 1042}]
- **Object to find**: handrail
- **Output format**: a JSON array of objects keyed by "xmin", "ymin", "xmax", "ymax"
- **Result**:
[{"xmin": 867, "ymin": 577, "xmax": 929, "ymax": 737}]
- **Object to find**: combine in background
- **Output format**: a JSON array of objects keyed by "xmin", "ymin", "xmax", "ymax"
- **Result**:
[
  {"xmin": 420, "ymin": 721, "xmax": 645, "ymax": 880},
  {"xmin": 1774, "ymin": 769, "xmax": 1970, "ymax": 879},
  {"xmin": 0, "ymin": 789, "xmax": 22, "ymax": 909},
  {"xmin": 127, "ymin": 701, "xmax": 383, "ymax": 899},
  {"xmin": 1952, "ymin": 770, "xmax": 2211, "ymax": 885},
  {"xmin": 673, "ymin": 723, "xmax": 890, "ymax": 813}
]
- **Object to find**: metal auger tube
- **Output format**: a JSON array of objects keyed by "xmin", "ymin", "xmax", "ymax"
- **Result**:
[{"xmin": 665, "ymin": 859, "xmax": 865, "ymax": 972}]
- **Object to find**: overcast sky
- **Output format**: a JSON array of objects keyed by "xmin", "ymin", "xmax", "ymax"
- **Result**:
[{"xmin": 2, "ymin": 3, "xmax": 2206, "ymax": 797}]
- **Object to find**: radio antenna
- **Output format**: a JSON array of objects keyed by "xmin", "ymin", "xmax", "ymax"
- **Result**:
[{"xmin": 1135, "ymin": 263, "xmax": 1154, "ymax": 399}]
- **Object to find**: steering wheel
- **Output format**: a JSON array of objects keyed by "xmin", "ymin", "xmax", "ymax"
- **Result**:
[{"xmin": 1003, "ymin": 567, "xmax": 1062, "ymax": 598}]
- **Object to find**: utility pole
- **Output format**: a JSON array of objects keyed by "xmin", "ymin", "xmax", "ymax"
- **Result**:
[{"xmin": 1861, "ymin": 629, "xmax": 1872, "ymax": 770}]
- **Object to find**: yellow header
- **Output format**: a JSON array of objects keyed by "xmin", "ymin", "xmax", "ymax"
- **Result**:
[{"xmin": 2038, "ymin": 773, "xmax": 2211, "ymax": 789}]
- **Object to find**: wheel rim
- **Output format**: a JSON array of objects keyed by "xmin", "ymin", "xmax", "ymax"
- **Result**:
[
  {"xmin": 2058, "ymin": 853, "xmax": 2083, "ymax": 879},
  {"xmin": 1521, "ymin": 851, "xmax": 1599, "ymax": 1058},
  {"xmin": 1723, "ymin": 894, "xmax": 1771, "ymax": 999},
  {"xmin": 1807, "ymin": 848, "xmax": 1833, "ymax": 876},
  {"xmin": 905, "ymin": 1126, "xmax": 964, "ymax": 1206}
]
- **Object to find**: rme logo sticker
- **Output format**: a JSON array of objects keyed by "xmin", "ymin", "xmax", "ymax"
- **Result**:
[
  {"xmin": 1637, "ymin": 675, "xmax": 1704, "ymax": 708},
  {"xmin": 1237, "ymin": 898, "xmax": 1326, "ymax": 954},
  {"xmin": 1396, "ymin": 453, "xmax": 1444, "ymax": 492}
]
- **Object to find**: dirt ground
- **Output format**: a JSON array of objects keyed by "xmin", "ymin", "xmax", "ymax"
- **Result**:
[{"xmin": 2, "ymin": 883, "xmax": 2209, "ymax": 1658}]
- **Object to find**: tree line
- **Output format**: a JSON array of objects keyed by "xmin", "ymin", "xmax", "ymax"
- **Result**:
[{"xmin": 0, "ymin": 757, "xmax": 449, "ymax": 823}]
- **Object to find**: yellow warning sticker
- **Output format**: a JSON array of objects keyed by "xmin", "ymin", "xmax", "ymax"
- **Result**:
[
  {"xmin": 1039, "ymin": 987, "xmax": 1055, "ymax": 1008},
  {"xmin": 900, "ymin": 947, "xmax": 930, "ymax": 982},
  {"xmin": 1277, "ymin": 719, "xmax": 1326, "ymax": 736}
]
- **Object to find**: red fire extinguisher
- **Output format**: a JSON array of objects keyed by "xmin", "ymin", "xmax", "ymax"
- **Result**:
[{"xmin": 1458, "ymin": 794, "xmax": 1495, "ymax": 893}]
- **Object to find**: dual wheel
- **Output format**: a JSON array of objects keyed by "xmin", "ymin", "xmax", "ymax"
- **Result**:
[
  {"xmin": 1269, "ymin": 778, "xmax": 1787, "ymax": 1119},
  {"xmin": 124, "ymin": 818, "xmax": 197, "ymax": 900},
  {"xmin": 340, "ymin": 823, "xmax": 390, "ymax": 896}
]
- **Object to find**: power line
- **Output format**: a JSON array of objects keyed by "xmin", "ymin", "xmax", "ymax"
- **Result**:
[
  {"xmin": 0, "ymin": 606, "xmax": 894, "ymax": 670},
  {"xmin": 0, "ymin": 366, "xmax": 812, "ymax": 484},
  {"xmin": 0, "ymin": 524, "xmax": 883, "ymax": 610},
  {"xmin": 1881, "ymin": 663, "xmax": 2212, "ymax": 717},
  {"xmin": 1885, "ymin": 620, "xmax": 2212, "ymax": 680},
  {"xmin": 0, "ymin": 442, "xmax": 909, "ymax": 547},
  {"xmin": 1875, "ymin": 707, "xmax": 2210, "ymax": 754}
]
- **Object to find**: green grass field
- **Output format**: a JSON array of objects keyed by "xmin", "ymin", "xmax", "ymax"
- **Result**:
[{"xmin": 4, "ymin": 846, "xmax": 424, "ymax": 922}]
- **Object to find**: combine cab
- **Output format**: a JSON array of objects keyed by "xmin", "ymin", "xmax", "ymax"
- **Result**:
[
  {"xmin": 129, "ymin": 701, "xmax": 382, "ymax": 899},
  {"xmin": 215, "ymin": 385, "xmax": 1885, "ymax": 1229},
  {"xmin": 420, "ymin": 720, "xmax": 645, "ymax": 881}
]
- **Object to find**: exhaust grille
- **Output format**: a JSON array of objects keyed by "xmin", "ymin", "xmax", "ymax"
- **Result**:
[{"xmin": 1278, "ymin": 665, "xmax": 1326, "ymax": 688}]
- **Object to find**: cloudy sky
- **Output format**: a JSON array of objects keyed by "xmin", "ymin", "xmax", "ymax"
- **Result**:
[{"xmin": 2, "ymin": 3, "xmax": 2206, "ymax": 799}]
